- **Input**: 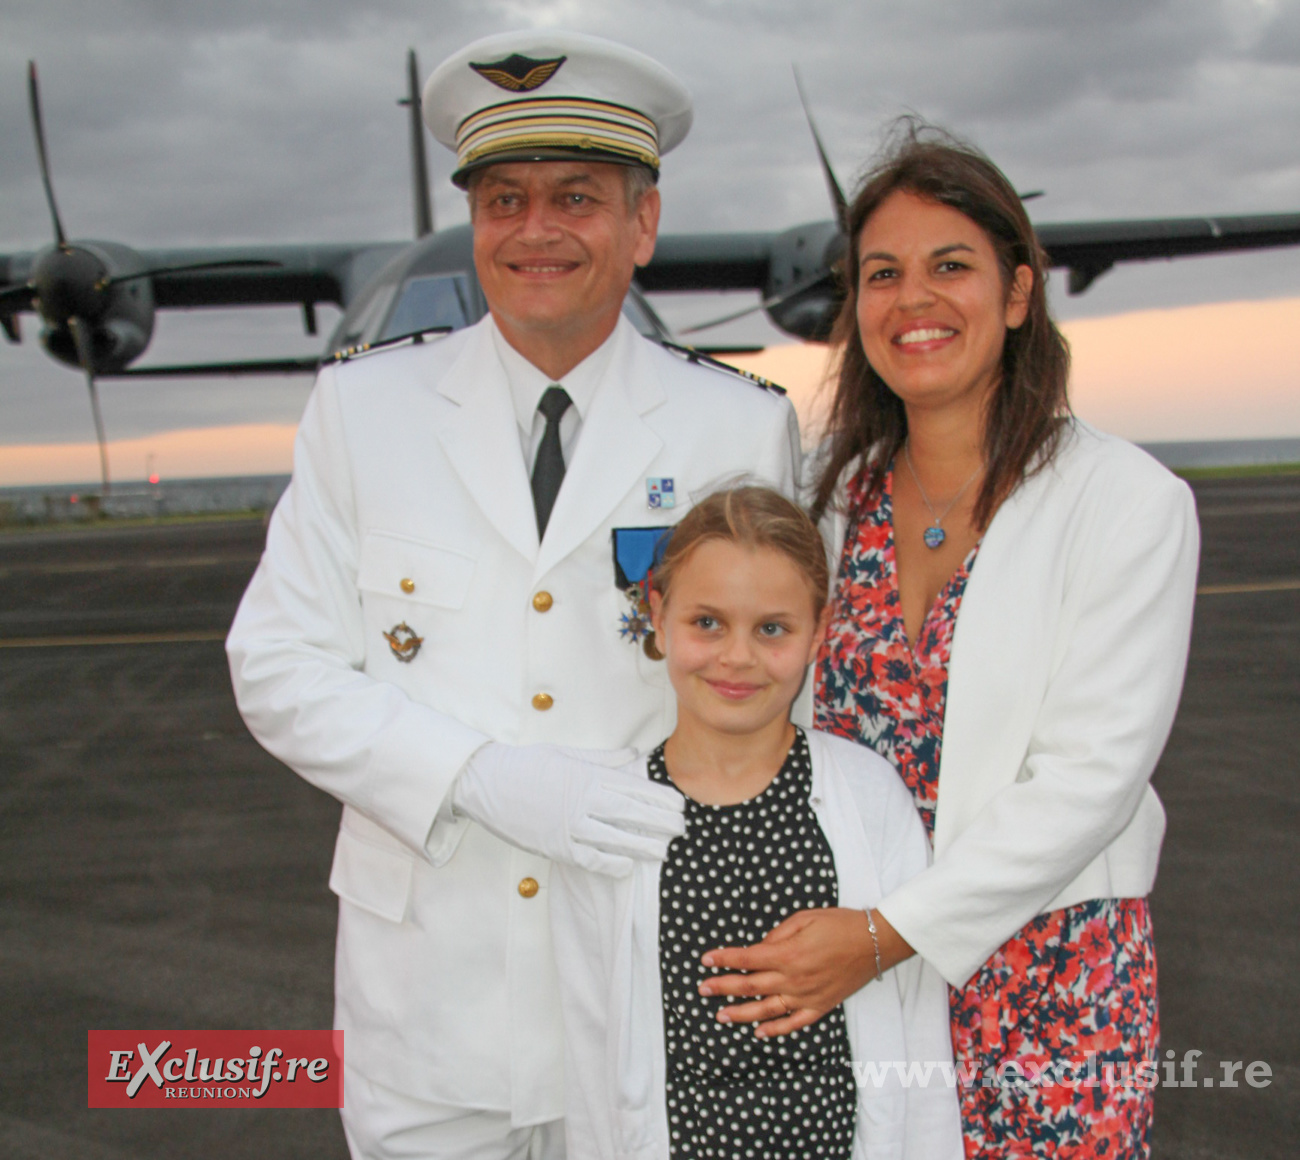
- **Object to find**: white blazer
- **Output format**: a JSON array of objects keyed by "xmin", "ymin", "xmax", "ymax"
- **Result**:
[
  {"xmin": 550, "ymin": 730, "xmax": 964, "ymax": 1160},
  {"xmin": 226, "ymin": 315, "xmax": 799, "ymax": 1124},
  {"xmin": 814, "ymin": 422, "xmax": 1199, "ymax": 986}
]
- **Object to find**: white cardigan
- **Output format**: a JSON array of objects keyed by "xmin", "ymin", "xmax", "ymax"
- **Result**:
[
  {"xmin": 810, "ymin": 422, "xmax": 1199, "ymax": 986},
  {"xmin": 549, "ymin": 730, "xmax": 964, "ymax": 1160}
]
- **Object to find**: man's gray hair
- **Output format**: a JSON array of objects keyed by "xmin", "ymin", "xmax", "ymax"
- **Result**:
[{"xmin": 622, "ymin": 165, "xmax": 657, "ymax": 208}]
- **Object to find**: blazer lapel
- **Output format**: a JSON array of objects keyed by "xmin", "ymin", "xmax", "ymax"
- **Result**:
[
  {"xmin": 933, "ymin": 461, "xmax": 1058, "ymax": 855},
  {"xmin": 533, "ymin": 323, "xmax": 665, "ymax": 580},
  {"xmin": 430, "ymin": 321, "xmax": 539, "ymax": 563}
]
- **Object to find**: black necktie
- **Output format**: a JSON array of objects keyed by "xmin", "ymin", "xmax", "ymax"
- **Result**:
[{"xmin": 531, "ymin": 385, "xmax": 572, "ymax": 538}]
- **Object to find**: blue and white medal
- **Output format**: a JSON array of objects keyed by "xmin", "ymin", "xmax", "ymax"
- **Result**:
[{"xmin": 611, "ymin": 526, "xmax": 673, "ymax": 647}]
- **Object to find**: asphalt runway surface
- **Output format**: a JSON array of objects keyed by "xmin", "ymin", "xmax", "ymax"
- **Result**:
[{"xmin": 1, "ymin": 475, "xmax": 1296, "ymax": 1159}]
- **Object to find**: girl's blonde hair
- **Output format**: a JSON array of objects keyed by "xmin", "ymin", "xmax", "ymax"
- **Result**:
[{"xmin": 645, "ymin": 486, "xmax": 829, "ymax": 659}]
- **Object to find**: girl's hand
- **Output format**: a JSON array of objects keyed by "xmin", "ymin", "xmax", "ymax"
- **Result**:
[{"xmin": 699, "ymin": 907, "xmax": 915, "ymax": 1037}]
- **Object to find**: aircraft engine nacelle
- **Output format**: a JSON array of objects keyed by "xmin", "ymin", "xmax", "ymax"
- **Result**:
[
  {"xmin": 762, "ymin": 220, "xmax": 846, "ymax": 342},
  {"xmin": 33, "ymin": 240, "xmax": 156, "ymax": 374}
]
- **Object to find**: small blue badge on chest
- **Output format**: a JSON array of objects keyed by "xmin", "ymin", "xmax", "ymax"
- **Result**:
[{"xmin": 646, "ymin": 478, "xmax": 675, "ymax": 510}]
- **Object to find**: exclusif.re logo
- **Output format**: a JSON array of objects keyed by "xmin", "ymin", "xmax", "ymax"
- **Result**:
[
  {"xmin": 87, "ymin": 1030, "xmax": 343, "ymax": 1108},
  {"xmin": 470, "ymin": 53, "xmax": 567, "ymax": 92}
]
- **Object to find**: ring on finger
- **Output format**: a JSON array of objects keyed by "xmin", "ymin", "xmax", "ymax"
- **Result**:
[{"xmin": 778, "ymin": 995, "xmax": 793, "ymax": 1016}]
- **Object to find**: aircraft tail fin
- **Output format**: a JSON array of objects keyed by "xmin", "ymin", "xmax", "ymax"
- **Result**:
[{"xmin": 401, "ymin": 48, "xmax": 434, "ymax": 238}]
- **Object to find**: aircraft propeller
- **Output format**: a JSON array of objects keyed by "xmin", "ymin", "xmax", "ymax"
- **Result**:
[
  {"xmin": 28, "ymin": 60, "xmax": 68, "ymax": 249},
  {"xmin": 0, "ymin": 61, "xmax": 287, "ymax": 496},
  {"xmin": 681, "ymin": 70, "xmax": 846, "ymax": 340},
  {"xmin": 680, "ymin": 81, "xmax": 1048, "ymax": 341},
  {"xmin": 21, "ymin": 60, "xmax": 114, "ymax": 493},
  {"xmin": 793, "ymin": 68, "xmax": 849, "ymax": 235}
]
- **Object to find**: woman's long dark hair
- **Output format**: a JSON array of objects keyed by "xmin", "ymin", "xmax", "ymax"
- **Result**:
[{"xmin": 809, "ymin": 120, "xmax": 1072, "ymax": 528}]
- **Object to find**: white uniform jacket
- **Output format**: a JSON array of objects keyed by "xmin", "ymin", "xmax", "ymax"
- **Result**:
[
  {"xmin": 550, "ymin": 729, "xmax": 964, "ymax": 1160},
  {"xmin": 814, "ymin": 422, "xmax": 1200, "ymax": 986},
  {"xmin": 226, "ymin": 315, "xmax": 800, "ymax": 1125}
]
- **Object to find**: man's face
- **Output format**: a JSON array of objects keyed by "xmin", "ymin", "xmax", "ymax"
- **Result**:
[{"xmin": 469, "ymin": 160, "xmax": 660, "ymax": 356}]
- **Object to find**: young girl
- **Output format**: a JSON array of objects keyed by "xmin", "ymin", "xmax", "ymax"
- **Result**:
[{"xmin": 549, "ymin": 487, "xmax": 962, "ymax": 1160}]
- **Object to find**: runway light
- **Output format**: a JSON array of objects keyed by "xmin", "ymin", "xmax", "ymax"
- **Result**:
[{"xmin": 70, "ymin": 494, "xmax": 78, "ymax": 503}]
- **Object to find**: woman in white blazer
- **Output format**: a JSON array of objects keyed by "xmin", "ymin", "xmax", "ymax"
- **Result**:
[{"xmin": 696, "ymin": 124, "xmax": 1199, "ymax": 1158}]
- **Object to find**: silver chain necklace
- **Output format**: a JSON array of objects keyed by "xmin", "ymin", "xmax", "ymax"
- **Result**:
[{"xmin": 902, "ymin": 442, "xmax": 982, "ymax": 550}]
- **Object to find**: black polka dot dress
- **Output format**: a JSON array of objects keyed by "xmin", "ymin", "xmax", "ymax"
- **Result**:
[{"xmin": 650, "ymin": 728, "xmax": 856, "ymax": 1160}]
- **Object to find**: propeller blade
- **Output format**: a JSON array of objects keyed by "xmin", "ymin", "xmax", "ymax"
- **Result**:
[
  {"xmin": 679, "ymin": 267, "xmax": 835, "ymax": 336},
  {"xmin": 105, "ymin": 257, "xmax": 283, "ymax": 287},
  {"xmin": 27, "ymin": 61, "xmax": 68, "ymax": 248},
  {"xmin": 1019, "ymin": 190, "xmax": 1045, "ymax": 202},
  {"xmin": 792, "ymin": 67, "xmax": 849, "ymax": 234},
  {"xmin": 68, "ymin": 316, "xmax": 111, "ymax": 495},
  {"xmin": 0, "ymin": 282, "xmax": 37, "ymax": 312}
]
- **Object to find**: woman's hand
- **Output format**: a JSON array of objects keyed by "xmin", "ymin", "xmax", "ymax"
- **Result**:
[{"xmin": 699, "ymin": 907, "xmax": 916, "ymax": 1037}]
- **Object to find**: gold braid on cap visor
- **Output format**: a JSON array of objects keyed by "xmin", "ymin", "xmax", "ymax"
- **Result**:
[{"xmin": 456, "ymin": 97, "xmax": 660, "ymax": 170}]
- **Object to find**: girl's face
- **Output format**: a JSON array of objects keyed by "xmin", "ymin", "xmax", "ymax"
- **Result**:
[
  {"xmin": 855, "ymin": 189, "xmax": 1032, "ymax": 416},
  {"xmin": 649, "ymin": 540, "xmax": 830, "ymax": 741}
]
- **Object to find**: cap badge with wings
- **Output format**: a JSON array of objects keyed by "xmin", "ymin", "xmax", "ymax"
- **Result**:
[{"xmin": 469, "ymin": 54, "xmax": 567, "ymax": 92}]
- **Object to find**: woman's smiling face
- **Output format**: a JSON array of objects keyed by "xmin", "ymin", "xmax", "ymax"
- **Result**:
[{"xmin": 855, "ymin": 189, "xmax": 1032, "ymax": 416}]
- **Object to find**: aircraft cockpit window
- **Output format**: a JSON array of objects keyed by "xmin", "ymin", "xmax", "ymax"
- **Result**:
[
  {"xmin": 381, "ymin": 274, "xmax": 476, "ymax": 340},
  {"xmin": 334, "ymin": 281, "xmax": 399, "ymax": 350}
]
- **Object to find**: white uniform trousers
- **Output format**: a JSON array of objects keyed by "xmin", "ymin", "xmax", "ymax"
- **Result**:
[{"xmin": 341, "ymin": 1065, "xmax": 566, "ymax": 1160}]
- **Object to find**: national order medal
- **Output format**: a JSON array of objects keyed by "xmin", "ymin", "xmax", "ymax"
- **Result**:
[{"xmin": 611, "ymin": 526, "xmax": 673, "ymax": 654}]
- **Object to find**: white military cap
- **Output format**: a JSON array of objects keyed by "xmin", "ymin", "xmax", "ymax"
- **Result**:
[{"xmin": 423, "ymin": 31, "xmax": 693, "ymax": 188}]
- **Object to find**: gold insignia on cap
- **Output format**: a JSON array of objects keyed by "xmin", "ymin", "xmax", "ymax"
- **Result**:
[
  {"xmin": 383, "ymin": 621, "xmax": 424, "ymax": 663},
  {"xmin": 470, "ymin": 53, "xmax": 567, "ymax": 93}
]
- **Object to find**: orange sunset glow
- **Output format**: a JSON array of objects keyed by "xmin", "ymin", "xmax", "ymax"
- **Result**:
[
  {"xmin": 3, "ymin": 297, "xmax": 1298, "ymax": 486},
  {"xmin": 728, "ymin": 296, "xmax": 1300, "ymax": 447}
]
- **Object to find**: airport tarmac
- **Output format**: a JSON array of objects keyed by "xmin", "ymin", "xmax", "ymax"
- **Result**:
[{"xmin": 1, "ymin": 473, "xmax": 1296, "ymax": 1159}]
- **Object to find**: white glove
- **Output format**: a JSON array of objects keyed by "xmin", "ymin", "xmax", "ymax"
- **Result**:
[{"xmin": 452, "ymin": 742, "xmax": 686, "ymax": 877}]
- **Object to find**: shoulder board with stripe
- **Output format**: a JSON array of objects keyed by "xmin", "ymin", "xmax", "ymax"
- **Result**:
[
  {"xmin": 331, "ymin": 327, "xmax": 453, "ymax": 364},
  {"xmin": 655, "ymin": 340, "xmax": 786, "ymax": 396}
]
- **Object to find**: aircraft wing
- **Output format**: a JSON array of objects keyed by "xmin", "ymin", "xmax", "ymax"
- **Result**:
[
  {"xmin": 0, "ymin": 241, "xmax": 406, "ymax": 313},
  {"xmin": 635, "ymin": 209, "xmax": 1300, "ymax": 341},
  {"xmin": 638, "ymin": 232, "xmax": 778, "ymax": 292},
  {"xmin": 1036, "ymin": 212, "xmax": 1300, "ymax": 293},
  {"xmin": 637, "ymin": 211, "xmax": 1300, "ymax": 299}
]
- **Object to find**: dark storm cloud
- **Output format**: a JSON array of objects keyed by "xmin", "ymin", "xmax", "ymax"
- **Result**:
[{"xmin": 3, "ymin": 0, "xmax": 1300, "ymax": 446}]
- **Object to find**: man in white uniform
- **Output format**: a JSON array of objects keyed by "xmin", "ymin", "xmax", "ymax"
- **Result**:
[{"xmin": 227, "ymin": 31, "xmax": 799, "ymax": 1160}]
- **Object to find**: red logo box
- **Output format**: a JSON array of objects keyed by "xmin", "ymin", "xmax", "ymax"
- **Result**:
[{"xmin": 88, "ymin": 1030, "xmax": 343, "ymax": 1108}]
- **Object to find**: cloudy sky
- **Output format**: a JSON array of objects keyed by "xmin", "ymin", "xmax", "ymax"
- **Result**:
[{"xmin": 3, "ymin": 0, "xmax": 1300, "ymax": 475}]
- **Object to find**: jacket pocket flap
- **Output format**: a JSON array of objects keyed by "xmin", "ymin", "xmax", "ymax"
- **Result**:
[
  {"xmin": 356, "ymin": 532, "xmax": 475, "ymax": 609},
  {"xmin": 328, "ymin": 811, "xmax": 414, "ymax": 923}
]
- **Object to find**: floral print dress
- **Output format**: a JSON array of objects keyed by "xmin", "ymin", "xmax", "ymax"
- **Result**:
[{"xmin": 814, "ymin": 467, "xmax": 1159, "ymax": 1159}]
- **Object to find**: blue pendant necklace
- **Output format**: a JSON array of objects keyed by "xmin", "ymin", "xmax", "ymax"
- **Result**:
[{"xmin": 903, "ymin": 442, "xmax": 982, "ymax": 550}]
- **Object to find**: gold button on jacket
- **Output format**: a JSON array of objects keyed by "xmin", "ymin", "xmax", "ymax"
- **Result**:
[
  {"xmin": 532, "ymin": 590, "xmax": 553, "ymax": 612},
  {"xmin": 400, "ymin": 578, "xmax": 415, "ymax": 593},
  {"xmin": 517, "ymin": 877, "xmax": 539, "ymax": 898},
  {"xmin": 531, "ymin": 693, "xmax": 554, "ymax": 711}
]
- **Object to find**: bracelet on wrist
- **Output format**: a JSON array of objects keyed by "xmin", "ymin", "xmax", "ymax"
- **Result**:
[{"xmin": 864, "ymin": 908, "xmax": 884, "ymax": 982}]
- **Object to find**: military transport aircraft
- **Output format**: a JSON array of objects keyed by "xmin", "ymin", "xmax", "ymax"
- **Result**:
[{"xmin": 4, "ymin": 53, "xmax": 1300, "ymax": 492}]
